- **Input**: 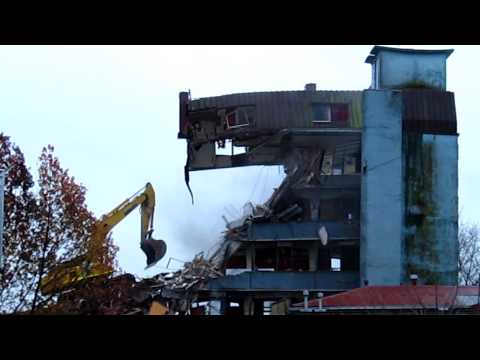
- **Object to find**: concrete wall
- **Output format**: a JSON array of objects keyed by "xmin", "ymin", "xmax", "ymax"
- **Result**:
[
  {"xmin": 248, "ymin": 221, "xmax": 360, "ymax": 241},
  {"xmin": 376, "ymin": 51, "xmax": 449, "ymax": 90},
  {"xmin": 207, "ymin": 271, "xmax": 360, "ymax": 291},
  {"xmin": 404, "ymin": 134, "xmax": 458, "ymax": 284},
  {"xmin": 361, "ymin": 90, "xmax": 404, "ymax": 285}
]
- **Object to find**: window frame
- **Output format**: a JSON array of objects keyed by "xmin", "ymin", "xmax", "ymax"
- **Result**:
[
  {"xmin": 225, "ymin": 108, "xmax": 251, "ymax": 130},
  {"xmin": 312, "ymin": 103, "xmax": 332, "ymax": 123},
  {"xmin": 312, "ymin": 102, "xmax": 350, "ymax": 124}
]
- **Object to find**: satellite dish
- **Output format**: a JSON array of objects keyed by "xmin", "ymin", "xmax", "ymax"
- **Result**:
[{"xmin": 318, "ymin": 226, "xmax": 328, "ymax": 246}]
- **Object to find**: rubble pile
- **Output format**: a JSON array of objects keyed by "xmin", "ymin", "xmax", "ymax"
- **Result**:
[
  {"xmin": 142, "ymin": 253, "xmax": 224, "ymax": 293},
  {"xmin": 40, "ymin": 254, "xmax": 224, "ymax": 315},
  {"xmin": 36, "ymin": 273, "xmax": 141, "ymax": 315}
]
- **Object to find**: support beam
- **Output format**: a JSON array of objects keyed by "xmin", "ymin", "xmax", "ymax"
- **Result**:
[
  {"xmin": 246, "ymin": 246, "xmax": 254, "ymax": 271},
  {"xmin": 309, "ymin": 242, "xmax": 319, "ymax": 271},
  {"xmin": 243, "ymin": 296, "xmax": 254, "ymax": 315}
]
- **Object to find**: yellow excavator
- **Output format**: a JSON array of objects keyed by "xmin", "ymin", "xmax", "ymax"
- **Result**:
[{"xmin": 40, "ymin": 183, "xmax": 167, "ymax": 295}]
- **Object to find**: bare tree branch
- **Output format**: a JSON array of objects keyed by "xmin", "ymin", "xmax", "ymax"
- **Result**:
[{"xmin": 458, "ymin": 222, "xmax": 480, "ymax": 286}]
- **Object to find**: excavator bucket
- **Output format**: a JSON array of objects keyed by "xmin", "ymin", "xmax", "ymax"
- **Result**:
[{"xmin": 141, "ymin": 238, "xmax": 167, "ymax": 269}]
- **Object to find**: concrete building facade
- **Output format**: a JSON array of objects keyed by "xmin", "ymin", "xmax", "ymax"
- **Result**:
[{"xmin": 178, "ymin": 46, "xmax": 458, "ymax": 315}]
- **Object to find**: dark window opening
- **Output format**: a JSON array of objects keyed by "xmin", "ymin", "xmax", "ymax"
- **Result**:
[
  {"xmin": 342, "ymin": 246, "xmax": 360, "ymax": 271},
  {"xmin": 224, "ymin": 301, "xmax": 243, "ymax": 316},
  {"xmin": 277, "ymin": 247, "xmax": 309, "ymax": 271},
  {"xmin": 225, "ymin": 254, "xmax": 247, "ymax": 269},
  {"xmin": 255, "ymin": 247, "xmax": 276, "ymax": 270},
  {"xmin": 312, "ymin": 104, "xmax": 331, "ymax": 123},
  {"xmin": 318, "ymin": 199, "xmax": 338, "ymax": 221},
  {"xmin": 318, "ymin": 248, "xmax": 331, "ymax": 271},
  {"xmin": 319, "ymin": 197, "xmax": 360, "ymax": 222}
]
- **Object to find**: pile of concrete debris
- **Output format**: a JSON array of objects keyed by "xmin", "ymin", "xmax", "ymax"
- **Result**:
[
  {"xmin": 40, "ymin": 253, "xmax": 224, "ymax": 315},
  {"xmin": 140, "ymin": 253, "xmax": 224, "ymax": 298}
]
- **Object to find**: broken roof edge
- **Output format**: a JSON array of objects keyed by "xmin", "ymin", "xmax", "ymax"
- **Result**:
[{"xmin": 365, "ymin": 45, "xmax": 454, "ymax": 64}]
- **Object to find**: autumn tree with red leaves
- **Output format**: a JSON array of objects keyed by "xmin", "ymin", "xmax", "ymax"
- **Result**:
[
  {"xmin": 0, "ymin": 134, "xmax": 118, "ymax": 313},
  {"xmin": 0, "ymin": 134, "xmax": 36, "ymax": 313}
]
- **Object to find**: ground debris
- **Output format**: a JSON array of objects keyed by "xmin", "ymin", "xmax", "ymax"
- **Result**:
[{"xmin": 39, "ymin": 253, "xmax": 224, "ymax": 315}]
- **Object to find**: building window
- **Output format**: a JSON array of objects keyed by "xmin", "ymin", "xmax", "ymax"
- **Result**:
[
  {"xmin": 312, "ymin": 104, "xmax": 331, "ymax": 123},
  {"xmin": 254, "ymin": 247, "xmax": 276, "ymax": 270},
  {"xmin": 225, "ymin": 107, "xmax": 254, "ymax": 129},
  {"xmin": 331, "ymin": 258, "xmax": 341, "ymax": 272},
  {"xmin": 224, "ymin": 254, "xmax": 247, "ymax": 269},
  {"xmin": 312, "ymin": 103, "xmax": 349, "ymax": 123},
  {"xmin": 277, "ymin": 247, "xmax": 309, "ymax": 271},
  {"xmin": 331, "ymin": 104, "xmax": 349, "ymax": 122}
]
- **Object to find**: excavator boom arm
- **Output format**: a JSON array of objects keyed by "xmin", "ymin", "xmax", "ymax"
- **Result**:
[
  {"xmin": 96, "ymin": 183, "xmax": 154, "ymax": 236},
  {"xmin": 40, "ymin": 183, "xmax": 166, "ymax": 295}
]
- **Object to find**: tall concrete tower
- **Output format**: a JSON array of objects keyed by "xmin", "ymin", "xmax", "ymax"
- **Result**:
[{"xmin": 361, "ymin": 46, "xmax": 458, "ymax": 285}]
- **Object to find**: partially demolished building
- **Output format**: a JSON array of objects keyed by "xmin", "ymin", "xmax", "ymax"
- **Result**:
[{"xmin": 178, "ymin": 46, "xmax": 458, "ymax": 315}]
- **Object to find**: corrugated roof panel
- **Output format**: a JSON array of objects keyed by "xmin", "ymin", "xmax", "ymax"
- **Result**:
[
  {"xmin": 403, "ymin": 90, "xmax": 457, "ymax": 134},
  {"xmin": 189, "ymin": 90, "xmax": 363, "ymax": 130}
]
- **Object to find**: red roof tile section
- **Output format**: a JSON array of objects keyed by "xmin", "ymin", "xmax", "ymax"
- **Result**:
[{"xmin": 293, "ymin": 286, "xmax": 480, "ymax": 309}]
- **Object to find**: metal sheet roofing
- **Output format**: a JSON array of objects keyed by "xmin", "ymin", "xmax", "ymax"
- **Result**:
[
  {"xmin": 189, "ymin": 90, "xmax": 363, "ymax": 129},
  {"xmin": 365, "ymin": 46, "xmax": 454, "ymax": 64},
  {"xmin": 402, "ymin": 90, "xmax": 457, "ymax": 134}
]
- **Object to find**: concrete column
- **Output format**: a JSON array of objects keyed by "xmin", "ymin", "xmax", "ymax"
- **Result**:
[
  {"xmin": 310, "ymin": 199, "xmax": 320, "ymax": 221},
  {"xmin": 309, "ymin": 241, "xmax": 319, "ymax": 271},
  {"xmin": 361, "ymin": 90, "xmax": 403, "ymax": 285},
  {"xmin": 246, "ymin": 246, "xmax": 254, "ymax": 270},
  {"xmin": 243, "ymin": 296, "xmax": 254, "ymax": 315},
  {"xmin": 220, "ymin": 299, "xmax": 228, "ymax": 315}
]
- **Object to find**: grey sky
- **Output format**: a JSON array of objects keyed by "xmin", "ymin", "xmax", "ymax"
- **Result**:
[{"xmin": 1, "ymin": 45, "xmax": 476, "ymax": 277}]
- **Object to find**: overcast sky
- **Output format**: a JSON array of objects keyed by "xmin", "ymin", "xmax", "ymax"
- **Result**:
[{"xmin": 1, "ymin": 45, "xmax": 477, "ymax": 277}]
